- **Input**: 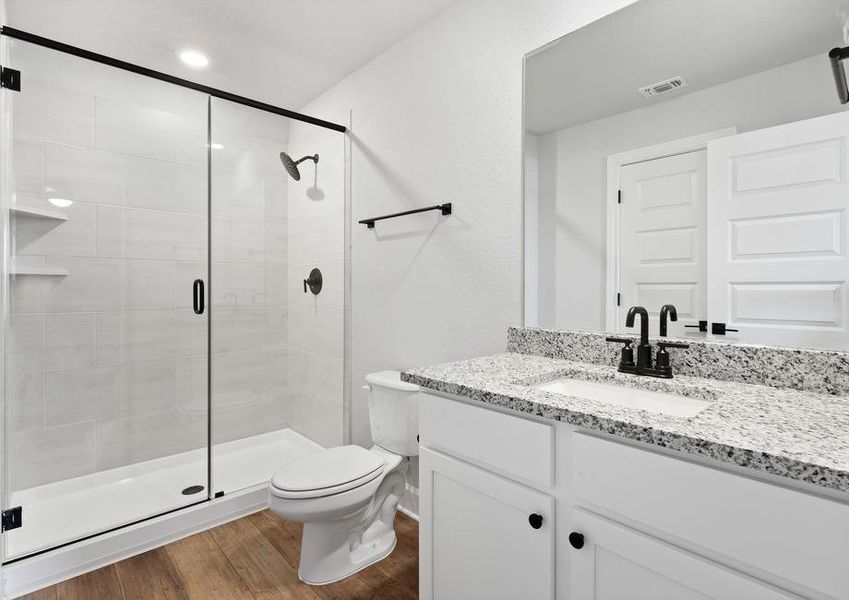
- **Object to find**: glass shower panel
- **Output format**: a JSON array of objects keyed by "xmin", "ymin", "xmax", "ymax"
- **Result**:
[
  {"xmin": 209, "ymin": 98, "xmax": 345, "ymax": 496},
  {"xmin": 2, "ymin": 40, "xmax": 209, "ymax": 560}
]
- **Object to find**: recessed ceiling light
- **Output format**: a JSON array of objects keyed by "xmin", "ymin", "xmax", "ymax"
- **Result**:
[
  {"xmin": 210, "ymin": 143, "xmax": 224, "ymax": 150},
  {"xmin": 179, "ymin": 49, "xmax": 209, "ymax": 69},
  {"xmin": 48, "ymin": 198, "xmax": 73, "ymax": 208}
]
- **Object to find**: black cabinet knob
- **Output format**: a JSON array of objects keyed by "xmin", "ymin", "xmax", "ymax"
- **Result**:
[
  {"xmin": 528, "ymin": 513, "xmax": 543, "ymax": 530},
  {"xmin": 568, "ymin": 531, "xmax": 585, "ymax": 549}
]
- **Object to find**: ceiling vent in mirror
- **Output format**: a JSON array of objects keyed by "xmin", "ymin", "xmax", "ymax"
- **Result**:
[{"xmin": 638, "ymin": 76, "xmax": 688, "ymax": 97}]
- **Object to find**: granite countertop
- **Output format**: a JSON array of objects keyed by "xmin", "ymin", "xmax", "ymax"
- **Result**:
[{"xmin": 401, "ymin": 353, "xmax": 849, "ymax": 494}]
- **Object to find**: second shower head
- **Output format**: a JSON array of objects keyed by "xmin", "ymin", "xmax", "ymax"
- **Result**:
[{"xmin": 279, "ymin": 152, "xmax": 319, "ymax": 181}]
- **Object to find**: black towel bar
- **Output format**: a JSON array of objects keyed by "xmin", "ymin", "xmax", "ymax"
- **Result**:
[{"xmin": 359, "ymin": 203, "xmax": 452, "ymax": 228}]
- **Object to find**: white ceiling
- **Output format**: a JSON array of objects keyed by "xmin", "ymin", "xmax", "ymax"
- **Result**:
[
  {"xmin": 525, "ymin": 0, "xmax": 849, "ymax": 135},
  {"xmin": 4, "ymin": 0, "xmax": 461, "ymax": 114}
]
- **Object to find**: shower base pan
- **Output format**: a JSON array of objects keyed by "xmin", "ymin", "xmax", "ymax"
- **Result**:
[{"xmin": 4, "ymin": 428, "xmax": 322, "ymax": 597}]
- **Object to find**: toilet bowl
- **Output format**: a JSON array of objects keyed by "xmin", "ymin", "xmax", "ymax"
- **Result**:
[{"xmin": 268, "ymin": 370, "xmax": 419, "ymax": 585}]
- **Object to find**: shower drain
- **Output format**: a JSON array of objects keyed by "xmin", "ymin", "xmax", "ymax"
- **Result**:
[{"xmin": 181, "ymin": 485, "xmax": 205, "ymax": 495}]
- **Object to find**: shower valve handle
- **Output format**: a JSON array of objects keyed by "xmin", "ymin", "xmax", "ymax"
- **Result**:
[{"xmin": 303, "ymin": 268, "xmax": 323, "ymax": 295}]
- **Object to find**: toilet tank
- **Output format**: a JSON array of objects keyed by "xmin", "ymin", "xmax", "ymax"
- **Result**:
[{"xmin": 365, "ymin": 370, "xmax": 419, "ymax": 456}]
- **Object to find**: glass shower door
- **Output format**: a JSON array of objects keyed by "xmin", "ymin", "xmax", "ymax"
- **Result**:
[
  {"xmin": 208, "ymin": 98, "xmax": 346, "ymax": 497},
  {"xmin": 2, "ymin": 39, "xmax": 210, "ymax": 559}
]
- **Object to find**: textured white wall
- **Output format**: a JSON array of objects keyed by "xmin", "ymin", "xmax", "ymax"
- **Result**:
[{"xmin": 298, "ymin": 0, "xmax": 633, "ymax": 448}]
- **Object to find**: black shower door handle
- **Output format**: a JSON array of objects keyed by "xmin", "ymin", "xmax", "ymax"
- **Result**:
[{"xmin": 193, "ymin": 279, "xmax": 205, "ymax": 315}]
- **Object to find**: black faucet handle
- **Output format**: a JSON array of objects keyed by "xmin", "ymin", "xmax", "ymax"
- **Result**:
[
  {"xmin": 606, "ymin": 337, "xmax": 636, "ymax": 370},
  {"xmin": 685, "ymin": 320, "xmax": 708, "ymax": 332},
  {"xmin": 658, "ymin": 341, "xmax": 689, "ymax": 350}
]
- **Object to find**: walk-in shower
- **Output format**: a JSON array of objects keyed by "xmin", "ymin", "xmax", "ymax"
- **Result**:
[{"xmin": 0, "ymin": 28, "xmax": 348, "ymax": 563}]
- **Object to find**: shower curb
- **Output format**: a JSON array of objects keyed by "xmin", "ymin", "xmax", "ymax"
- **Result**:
[{"xmin": 3, "ymin": 485, "xmax": 268, "ymax": 598}]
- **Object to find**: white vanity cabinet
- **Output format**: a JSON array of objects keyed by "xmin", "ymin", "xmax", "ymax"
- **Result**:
[
  {"xmin": 569, "ymin": 510, "xmax": 798, "ymax": 600},
  {"xmin": 419, "ymin": 393, "xmax": 556, "ymax": 600},
  {"xmin": 419, "ymin": 391, "xmax": 849, "ymax": 600},
  {"xmin": 420, "ymin": 448, "xmax": 554, "ymax": 600}
]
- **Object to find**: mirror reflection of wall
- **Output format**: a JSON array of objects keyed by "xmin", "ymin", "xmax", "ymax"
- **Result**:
[{"xmin": 523, "ymin": 0, "xmax": 849, "ymax": 351}]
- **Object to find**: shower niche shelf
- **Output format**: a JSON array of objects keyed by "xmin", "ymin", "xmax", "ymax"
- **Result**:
[
  {"xmin": 9, "ymin": 267, "xmax": 69, "ymax": 277},
  {"xmin": 9, "ymin": 206, "xmax": 68, "ymax": 221}
]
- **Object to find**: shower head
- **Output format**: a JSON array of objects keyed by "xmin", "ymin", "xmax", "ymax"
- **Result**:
[{"xmin": 279, "ymin": 152, "xmax": 319, "ymax": 181}]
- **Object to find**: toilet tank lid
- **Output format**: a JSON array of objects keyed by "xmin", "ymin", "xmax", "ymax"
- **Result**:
[{"xmin": 365, "ymin": 370, "xmax": 420, "ymax": 392}]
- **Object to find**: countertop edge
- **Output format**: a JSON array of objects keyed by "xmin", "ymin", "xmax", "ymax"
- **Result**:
[{"xmin": 402, "ymin": 370, "xmax": 849, "ymax": 494}]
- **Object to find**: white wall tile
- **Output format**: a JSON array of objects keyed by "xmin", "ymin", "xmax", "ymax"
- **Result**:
[
  {"xmin": 9, "ymin": 273, "xmax": 47, "ymax": 314},
  {"xmin": 112, "ymin": 358, "xmax": 176, "ymax": 417},
  {"xmin": 265, "ymin": 219, "xmax": 287, "ymax": 265},
  {"xmin": 287, "ymin": 213, "xmax": 344, "ymax": 264},
  {"xmin": 266, "ymin": 265, "xmax": 288, "ymax": 306},
  {"xmin": 14, "ymin": 258, "xmax": 179, "ymax": 314},
  {"xmin": 95, "ymin": 409, "xmax": 206, "ymax": 471},
  {"xmin": 35, "ymin": 258, "xmax": 123, "ymax": 313},
  {"xmin": 211, "ymin": 218, "xmax": 264, "ymax": 263},
  {"xmin": 94, "ymin": 96, "xmax": 206, "ymax": 166},
  {"xmin": 10, "ymin": 422, "xmax": 97, "ymax": 490},
  {"xmin": 95, "ymin": 309, "xmax": 205, "ymax": 364},
  {"xmin": 175, "ymin": 355, "xmax": 208, "ymax": 408},
  {"xmin": 300, "ymin": 351, "xmax": 344, "ymax": 407},
  {"xmin": 212, "ymin": 348, "xmax": 286, "ymax": 406},
  {"xmin": 45, "ymin": 364, "xmax": 116, "ymax": 426},
  {"xmin": 288, "ymin": 305, "xmax": 343, "ymax": 358},
  {"xmin": 265, "ymin": 180, "xmax": 288, "ymax": 222},
  {"xmin": 15, "ymin": 201, "xmax": 97, "ymax": 257},
  {"xmin": 9, "ymin": 314, "xmax": 43, "ymax": 373},
  {"xmin": 44, "ymin": 313, "xmax": 96, "ymax": 371},
  {"xmin": 12, "ymin": 138, "xmax": 44, "ymax": 205},
  {"xmin": 211, "ymin": 168, "xmax": 266, "ymax": 220},
  {"xmin": 211, "ymin": 128, "xmax": 288, "ymax": 178},
  {"xmin": 45, "ymin": 143, "xmax": 205, "ymax": 213},
  {"xmin": 210, "ymin": 263, "xmax": 265, "ymax": 306},
  {"xmin": 213, "ymin": 391, "xmax": 288, "ymax": 446},
  {"xmin": 288, "ymin": 391, "xmax": 343, "ymax": 449},
  {"xmin": 14, "ymin": 79, "xmax": 94, "ymax": 147},
  {"xmin": 212, "ymin": 306, "xmax": 286, "ymax": 354},
  {"xmin": 8, "ymin": 372, "xmax": 45, "ymax": 432},
  {"xmin": 96, "ymin": 206, "xmax": 205, "ymax": 261},
  {"xmin": 121, "ymin": 259, "xmax": 177, "ymax": 310}
]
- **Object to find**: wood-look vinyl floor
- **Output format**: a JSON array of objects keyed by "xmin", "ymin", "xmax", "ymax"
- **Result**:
[{"xmin": 19, "ymin": 510, "xmax": 418, "ymax": 600}]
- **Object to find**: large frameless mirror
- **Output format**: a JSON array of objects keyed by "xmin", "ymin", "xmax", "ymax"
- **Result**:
[{"xmin": 523, "ymin": 0, "xmax": 849, "ymax": 351}]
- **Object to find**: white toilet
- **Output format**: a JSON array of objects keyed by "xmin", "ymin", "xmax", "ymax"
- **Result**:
[{"xmin": 268, "ymin": 370, "xmax": 420, "ymax": 585}]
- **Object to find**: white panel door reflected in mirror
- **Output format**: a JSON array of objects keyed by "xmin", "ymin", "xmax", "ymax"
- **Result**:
[{"xmin": 523, "ymin": 0, "xmax": 849, "ymax": 351}]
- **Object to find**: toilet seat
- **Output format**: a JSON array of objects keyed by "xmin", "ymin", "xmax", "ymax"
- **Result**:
[{"xmin": 270, "ymin": 446, "xmax": 385, "ymax": 500}]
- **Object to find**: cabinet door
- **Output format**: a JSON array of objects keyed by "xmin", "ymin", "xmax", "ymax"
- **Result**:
[
  {"xmin": 569, "ymin": 510, "xmax": 799, "ymax": 600},
  {"xmin": 419, "ymin": 447, "xmax": 554, "ymax": 600}
]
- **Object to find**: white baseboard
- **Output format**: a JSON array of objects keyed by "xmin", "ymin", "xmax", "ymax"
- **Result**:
[
  {"xmin": 399, "ymin": 481, "xmax": 419, "ymax": 521},
  {"xmin": 3, "ymin": 485, "xmax": 268, "ymax": 599}
]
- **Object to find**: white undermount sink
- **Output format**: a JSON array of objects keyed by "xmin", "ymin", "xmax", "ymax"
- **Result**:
[{"xmin": 534, "ymin": 377, "xmax": 712, "ymax": 417}]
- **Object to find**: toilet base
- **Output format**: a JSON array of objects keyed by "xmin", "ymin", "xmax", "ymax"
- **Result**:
[
  {"xmin": 297, "ymin": 518, "xmax": 398, "ymax": 585},
  {"xmin": 269, "ymin": 446, "xmax": 409, "ymax": 586}
]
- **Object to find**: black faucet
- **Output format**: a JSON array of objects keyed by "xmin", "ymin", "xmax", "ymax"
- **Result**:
[
  {"xmin": 625, "ymin": 306, "xmax": 652, "ymax": 369},
  {"xmin": 605, "ymin": 305, "xmax": 690, "ymax": 378},
  {"xmin": 659, "ymin": 304, "xmax": 677, "ymax": 337}
]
